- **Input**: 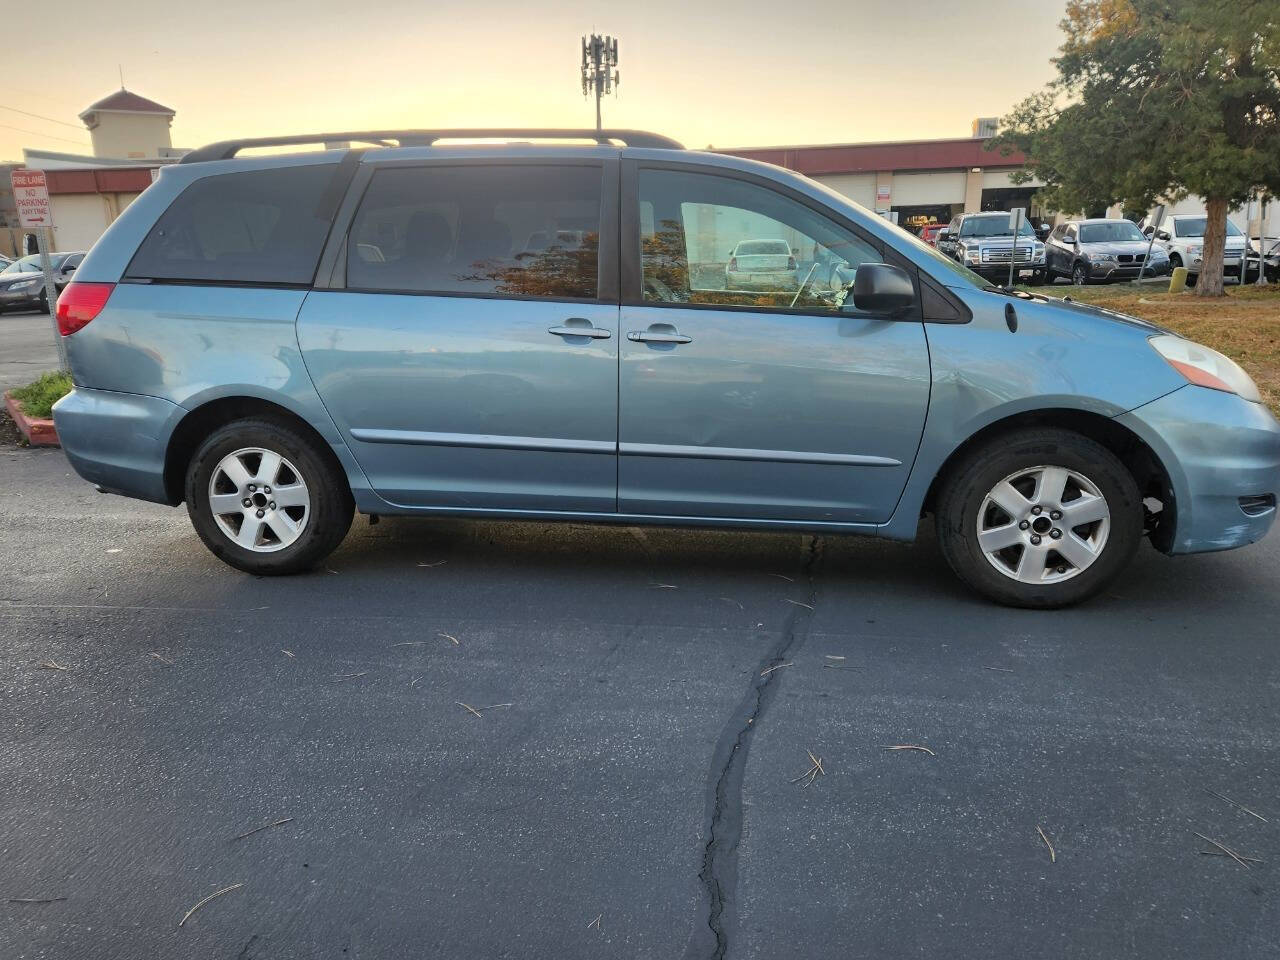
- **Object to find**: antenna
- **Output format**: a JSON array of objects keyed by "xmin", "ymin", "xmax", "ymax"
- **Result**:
[
  {"xmin": 118, "ymin": 64, "xmax": 125, "ymax": 89},
  {"xmin": 580, "ymin": 34, "xmax": 619, "ymax": 132}
]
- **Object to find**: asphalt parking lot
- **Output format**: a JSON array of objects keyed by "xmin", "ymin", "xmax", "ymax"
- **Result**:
[
  {"xmin": 1, "ymin": 442, "xmax": 1277, "ymax": 959},
  {"xmin": 0, "ymin": 310, "xmax": 60, "ymax": 393}
]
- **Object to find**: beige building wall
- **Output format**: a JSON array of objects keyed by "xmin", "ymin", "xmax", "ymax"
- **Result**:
[
  {"xmin": 812, "ymin": 173, "xmax": 877, "ymax": 209},
  {"xmin": 87, "ymin": 113, "xmax": 172, "ymax": 159},
  {"xmin": 46, "ymin": 192, "xmax": 143, "ymax": 252},
  {"xmin": 891, "ymin": 171, "xmax": 967, "ymax": 206}
]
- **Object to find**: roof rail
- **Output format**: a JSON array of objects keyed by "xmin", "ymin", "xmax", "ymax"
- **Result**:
[{"xmin": 179, "ymin": 129, "xmax": 684, "ymax": 164}]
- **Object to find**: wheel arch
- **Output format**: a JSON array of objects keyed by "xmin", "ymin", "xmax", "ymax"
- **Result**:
[
  {"xmin": 921, "ymin": 407, "xmax": 1177, "ymax": 551},
  {"xmin": 163, "ymin": 395, "xmax": 349, "ymax": 506}
]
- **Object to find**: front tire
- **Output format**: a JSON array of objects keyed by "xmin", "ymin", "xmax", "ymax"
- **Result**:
[
  {"xmin": 1071, "ymin": 262, "xmax": 1089, "ymax": 285},
  {"xmin": 935, "ymin": 428, "xmax": 1142, "ymax": 608},
  {"xmin": 185, "ymin": 417, "xmax": 354, "ymax": 575}
]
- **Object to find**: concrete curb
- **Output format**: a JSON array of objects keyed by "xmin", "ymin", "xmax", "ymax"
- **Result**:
[{"xmin": 3, "ymin": 390, "xmax": 60, "ymax": 447}]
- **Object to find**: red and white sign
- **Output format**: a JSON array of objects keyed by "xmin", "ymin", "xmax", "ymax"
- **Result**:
[{"xmin": 10, "ymin": 169, "xmax": 53, "ymax": 228}]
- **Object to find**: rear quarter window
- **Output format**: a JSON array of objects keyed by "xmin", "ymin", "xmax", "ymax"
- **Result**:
[{"xmin": 125, "ymin": 165, "xmax": 338, "ymax": 285}]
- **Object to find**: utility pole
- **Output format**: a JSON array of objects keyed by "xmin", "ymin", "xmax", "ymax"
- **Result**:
[{"xmin": 581, "ymin": 34, "xmax": 619, "ymax": 131}]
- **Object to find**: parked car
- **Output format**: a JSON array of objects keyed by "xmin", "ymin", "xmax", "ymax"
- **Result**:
[
  {"xmin": 724, "ymin": 239, "xmax": 799, "ymax": 291},
  {"xmin": 50, "ymin": 129, "xmax": 1279, "ymax": 608},
  {"xmin": 918, "ymin": 222, "xmax": 947, "ymax": 247},
  {"xmin": 1045, "ymin": 219, "xmax": 1171, "ymax": 284},
  {"xmin": 0, "ymin": 251, "xmax": 85, "ymax": 313},
  {"xmin": 1245, "ymin": 236, "xmax": 1280, "ymax": 283},
  {"xmin": 937, "ymin": 212, "xmax": 1047, "ymax": 284},
  {"xmin": 1140, "ymin": 214, "xmax": 1249, "ymax": 281}
]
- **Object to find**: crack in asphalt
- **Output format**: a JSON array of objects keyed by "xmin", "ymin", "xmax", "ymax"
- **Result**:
[{"xmin": 686, "ymin": 535, "xmax": 823, "ymax": 960}]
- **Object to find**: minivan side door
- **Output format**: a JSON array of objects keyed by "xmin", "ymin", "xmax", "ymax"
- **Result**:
[
  {"xmin": 297, "ymin": 159, "xmax": 620, "ymax": 512},
  {"xmin": 617, "ymin": 163, "xmax": 931, "ymax": 524}
]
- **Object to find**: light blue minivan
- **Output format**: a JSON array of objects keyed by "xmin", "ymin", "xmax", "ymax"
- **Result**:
[{"xmin": 51, "ymin": 129, "xmax": 1280, "ymax": 607}]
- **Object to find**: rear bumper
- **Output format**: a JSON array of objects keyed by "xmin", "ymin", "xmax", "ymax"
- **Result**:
[
  {"xmin": 52, "ymin": 386, "xmax": 183, "ymax": 505},
  {"xmin": 1118, "ymin": 386, "xmax": 1280, "ymax": 554}
]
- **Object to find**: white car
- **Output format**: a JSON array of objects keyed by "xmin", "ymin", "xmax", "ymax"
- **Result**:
[
  {"xmin": 724, "ymin": 239, "xmax": 799, "ymax": 291},
  {"xmin": 1142, "ymin": 214, "xmax": 1249, "ymax": 280}
]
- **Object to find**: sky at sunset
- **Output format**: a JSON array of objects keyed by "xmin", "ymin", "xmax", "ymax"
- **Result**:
[{"xmin": 2, "ymin": 0, "xmax": 1069, "ymax": 161}]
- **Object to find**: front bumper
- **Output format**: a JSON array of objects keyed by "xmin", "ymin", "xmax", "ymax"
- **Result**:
[
  {"xmin": 0, "ymin": 286, "xmax": 44, "ymax": 309},
  {"xmin": 52, "ymin": 386, "xmax": 184, "ymax": 505},
  {"xmin": 1088, "ymin": 260, "xmax": 1171, "ymax": 280},
  {"xmin": 1117, "ymin": 386, "xmax": 1280, "ymax": 554},
  {"xmin": 725, "ymin": 271, "xmax": 799, "ymax": 290}
]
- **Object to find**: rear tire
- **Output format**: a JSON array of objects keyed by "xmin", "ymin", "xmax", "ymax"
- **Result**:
[
  {"xmin": 185, "ymin": 417, "xmax": 354, "ymax": 575},
  {"xmin": 934, "ymin": 428, "xmax": 1142, "ymax": 608}
]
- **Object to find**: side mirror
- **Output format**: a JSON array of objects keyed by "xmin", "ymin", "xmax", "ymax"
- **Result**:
[
  {"xmin": 62, "ymin": 264, "xmax": 76, "ymax": 275},
  {"xmin": 1156, "ymin": 230, "xmax": 1170, "ymax": 241},
  {"xmin": 937, "ymin": 230, "xmax": 951, "ymax": 241},
  {"xmin": 850, "ymin": 263, "xmax": 914, "ymax": 315}
]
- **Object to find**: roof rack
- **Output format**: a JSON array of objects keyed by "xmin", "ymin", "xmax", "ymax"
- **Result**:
[{"xmin": 180, "ymin": 128, "xmax": 684, "ymax": 164}]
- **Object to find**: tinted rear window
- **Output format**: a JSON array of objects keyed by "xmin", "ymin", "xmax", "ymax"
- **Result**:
[
  {"xmin": 735, "ymin": 240, "xmax": 790, "ymax": 255},
  {"xmin": 125, "ymin": 165, "xmax": 337, "ymax": 285}
]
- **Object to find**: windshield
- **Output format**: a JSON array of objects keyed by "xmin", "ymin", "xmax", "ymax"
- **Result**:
[
  {"xmin": 1, "ymin": 255, "xmax": 43, "ymax": 275},
  {"xmin": 960, "ymin": 217, "xmax": 1037, "ymax": 238},
  {"xmin": 1079, "ymin": 222, "xmax": 1146, "ymax": 243},
  {"xmin": 735, "ymin": 240, "xmax": 791, "ymax": 255},
  {"xmin": 1174, "ymin": 218, "xmax": 1243, "ymax": 238}
]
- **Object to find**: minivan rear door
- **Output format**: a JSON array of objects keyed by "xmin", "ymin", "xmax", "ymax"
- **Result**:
[{"xmin": 297, "ymin": 158, "xmax": 620, "ymax": 513}]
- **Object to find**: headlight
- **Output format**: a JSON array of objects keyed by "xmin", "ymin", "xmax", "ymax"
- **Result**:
[
  {"xmin": 1086, "ymin": 252, "xmax": 1115, "ymax": 262},
  {"xmin": 7, "ymin": 278, "xmax": 39, "ymax": 291},
  {"xmin": 964, "ymin": 248, "xmax": 981, "ymax": 262},
  {"xmin": 1149, "ymin": 334, "xmax": 1262, "ymax": 403},
  {"xmin": 1189, "ymin": 246, "xmax": 1202, "ymax": 258},
  {"xmin": 1033, "ymin": 243, "xmax": 1045, "ymax": 257}
]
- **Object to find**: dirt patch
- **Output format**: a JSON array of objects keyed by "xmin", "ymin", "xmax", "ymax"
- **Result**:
[{"xmin": 0, "ymin": 408, "xmax": 27, "ymax": 448}]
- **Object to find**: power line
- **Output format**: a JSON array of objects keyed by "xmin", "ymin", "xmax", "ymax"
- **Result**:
[
  {"xmin": 0, "ymin": 123, "xmax": 91, "ymax": 147},
  {"xmin": 0, "ymin": 104, "xmax": 83, "ymax": 131}
]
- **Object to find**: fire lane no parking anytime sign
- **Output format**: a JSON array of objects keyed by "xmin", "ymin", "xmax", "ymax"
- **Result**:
[{"xmin": 10, "ymin": 169, "xmax": 53, "ymax": 228}]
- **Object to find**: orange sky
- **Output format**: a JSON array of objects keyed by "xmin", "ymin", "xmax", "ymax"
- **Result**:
[{"xmin": 1, "ymin": 0, "xmax": 1068, "ymax": 160}]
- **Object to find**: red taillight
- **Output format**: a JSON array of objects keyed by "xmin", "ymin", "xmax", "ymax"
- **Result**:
[
  {"xmin": 787, "ymin": 256, "xmax": 797, "ymax": 270},
  {"xmin": 56, "ymin": 282, "xmax": 114, "ymax": 336},
  {"xmin": 728, "ymin": 257, "xmax": 738, "ymax": 271}
]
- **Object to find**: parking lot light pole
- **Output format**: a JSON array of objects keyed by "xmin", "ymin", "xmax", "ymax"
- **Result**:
[
  {"xmin": 1007, "ymin": 208, "xmax": 1022, "ymax": 289},
  {"xmin": 1139, "ymin": 204, "xmax": 1164, "ymax": 284},
  {"xmin": 36, "ymin": 228, "xmax": 69, "ymax": 371}
]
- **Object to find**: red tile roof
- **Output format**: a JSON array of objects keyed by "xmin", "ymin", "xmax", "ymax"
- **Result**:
[{"xmin": 80, "ymin": 90, "xmax": 175, "ymax": 117}]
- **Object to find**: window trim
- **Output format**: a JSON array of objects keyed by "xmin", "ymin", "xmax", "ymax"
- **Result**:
[
  {"xmin": 621, "ymin": 158, "xmax": 948, "ymax": 323},
  {"xmin": 318, "ymin": 156, "xmax": 619, "ymax": 304}
]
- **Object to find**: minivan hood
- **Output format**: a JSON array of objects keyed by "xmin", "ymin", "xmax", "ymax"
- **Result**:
[{"xmin": 1033, "ymin": 291, "xmax": 1170, "ymax": 334}]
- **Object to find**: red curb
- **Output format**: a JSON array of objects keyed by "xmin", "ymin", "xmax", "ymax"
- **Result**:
[{"xmin": 4, "ymin": 390, "xmax": 60, "ymax": 447}]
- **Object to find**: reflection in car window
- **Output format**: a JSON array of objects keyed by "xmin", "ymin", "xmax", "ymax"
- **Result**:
[
  {"xmin": 959, "ymin": 216, "xmax": 1036, "ymax": 238},
  {"xmin": 1079, "ymin": 222, "xmax": 1146, "ymax": 243},
  {"xmin": 1173, "ymin": 217, "xmax": 1242, "ymax": 238},
  {"xmin": 636, "ymin": 168, "xmax": 881, "ymax": 311},
  {"xmin": 348, "ymin": 165, "xmax": 601, "ymax": 299},
  {"xmin": 1, "ymin": 255, "xmax": 43, "ymax": 275}
]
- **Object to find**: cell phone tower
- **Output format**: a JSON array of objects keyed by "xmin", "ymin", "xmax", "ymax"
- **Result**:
[{"xmin": 581, "ymin": 34, "xmax": 619, "ymax": 132}]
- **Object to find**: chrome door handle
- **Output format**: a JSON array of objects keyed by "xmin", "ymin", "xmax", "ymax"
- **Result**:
[
  {"xmin": 627, "ymin": 329, "xmax": 692, "ymax": 344},
  {"xmin": 548, "ymin": 320, "xmax": 611, "ymax": 339}
]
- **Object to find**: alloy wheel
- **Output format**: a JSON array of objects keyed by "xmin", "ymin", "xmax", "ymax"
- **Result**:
[
  {"xmin": 1072, "ymin": 264, "xmax": 1087, "ymax": 285},
  {"xmin": 208, "ymin": 447, "xmax": 310, "ymax": 552},
  {"xmin": 976, "ymin": 464, "xmax": 1110, "ymax": 584}
]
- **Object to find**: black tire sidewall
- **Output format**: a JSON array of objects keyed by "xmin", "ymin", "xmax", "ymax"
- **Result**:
[
  {"xmin": 936, "ymin": 430, "xmax": 1143, "ymax": 608},
  {"xmin": 185, "ymin": 418, "xmax": 353, "ymax": 575}
]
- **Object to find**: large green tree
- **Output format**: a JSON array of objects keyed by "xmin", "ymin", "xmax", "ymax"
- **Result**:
[{"xmin": 991, "ymin": 0, "xmax": 1280, "ymax": 296}]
